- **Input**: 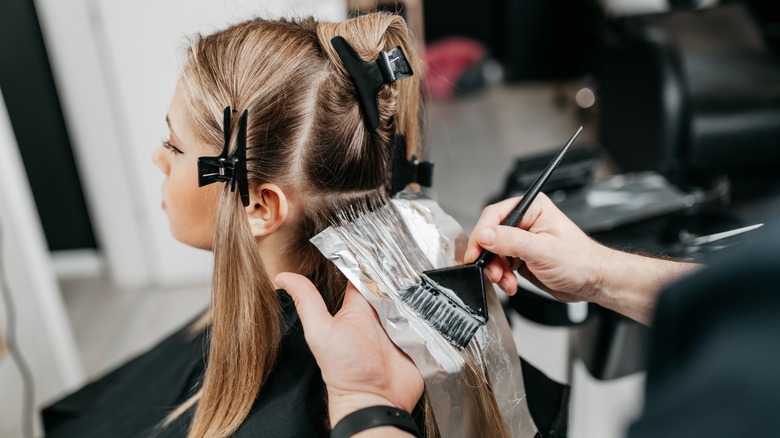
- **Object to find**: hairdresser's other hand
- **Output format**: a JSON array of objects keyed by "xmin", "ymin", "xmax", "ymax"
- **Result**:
[
  {"xmin": 464, "ymin": 193, "xmax": 699, "ymax": 325},
  {"xmin": 275, "ymin": 273, "xmax": 424, "ymax": 426}
]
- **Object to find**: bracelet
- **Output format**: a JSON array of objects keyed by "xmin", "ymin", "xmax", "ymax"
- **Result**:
[{"xmin": 331, "ymin": 406, "xmax": 421, "ymax": 438}]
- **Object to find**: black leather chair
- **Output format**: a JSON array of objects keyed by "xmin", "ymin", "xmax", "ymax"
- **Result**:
[{"xmin": 599, "ymin": 2, "xmax": 780, "ymax": 186}]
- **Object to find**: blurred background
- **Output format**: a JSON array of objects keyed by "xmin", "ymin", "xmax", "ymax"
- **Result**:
[{"xmin": 1, "ymin": 0, "xmax": 779, "ymax": 436}]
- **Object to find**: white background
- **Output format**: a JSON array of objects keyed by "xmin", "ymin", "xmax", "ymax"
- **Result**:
[{"xmin": 0, "ymin": 91, "xmax": 82, "ymax": 438}]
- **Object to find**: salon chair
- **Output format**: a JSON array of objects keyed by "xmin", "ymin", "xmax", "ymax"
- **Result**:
[{"xmin": 599, "ymin": 1, "xmax": 780, "ymax": 187}]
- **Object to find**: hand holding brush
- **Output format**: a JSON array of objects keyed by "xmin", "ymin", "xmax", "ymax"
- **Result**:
[
  {"xmin": 465, "ymin": 169, "xmax": 702, "ymax": 326},
  {"xmin": 465, "ymin": 190, "xmax": 604, "ymax": 298}
]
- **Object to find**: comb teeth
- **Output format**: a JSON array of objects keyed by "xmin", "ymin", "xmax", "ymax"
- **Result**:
[{"xmin": 400, "ymin": 278, "xmax": 486, "ymax": 349}]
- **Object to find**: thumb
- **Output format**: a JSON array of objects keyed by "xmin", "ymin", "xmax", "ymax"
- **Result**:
[
  {"xmin": 341, "ymin": 282, "xmax": 376, "ymax": 315},
  {"xmin": 275, "ymin": 272, "xmax": 333, "ymax": 336},
  {"xmin": 477, "ymin": 225, "xmax": 543, "ymax": 261}
]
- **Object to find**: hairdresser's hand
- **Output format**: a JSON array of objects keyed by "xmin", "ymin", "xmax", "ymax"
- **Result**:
[
  {"xmin": 465, "ymin": 193, "xmax": 604, "ymax": 301},
  {"xmin": 275, "ymin": 273, "xmax": 424, "ymax": 426},
  {"xmin": 464, "ymin": 193, "xmax": 699, "ymax": 325}
]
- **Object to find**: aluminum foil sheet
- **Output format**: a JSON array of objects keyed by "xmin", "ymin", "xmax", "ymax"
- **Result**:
[{"xmin": 311, "ymin": 190, "xmax": 537, "ymax": 437}]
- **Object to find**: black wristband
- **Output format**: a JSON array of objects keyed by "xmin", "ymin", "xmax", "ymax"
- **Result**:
[{"xmin": 331, "ymin": 406, "xmax": 420, "ymax": 438}]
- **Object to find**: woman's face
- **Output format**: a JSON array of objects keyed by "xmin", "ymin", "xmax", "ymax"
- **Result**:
[{"xmin": 153, "ymin": 82, "xmax": 221, "ymax": 250}]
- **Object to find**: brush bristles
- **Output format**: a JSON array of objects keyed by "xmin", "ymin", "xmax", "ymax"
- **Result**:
[{"xmin": 400, "ymin": 281, "xmax": 485, "ymax": 349}]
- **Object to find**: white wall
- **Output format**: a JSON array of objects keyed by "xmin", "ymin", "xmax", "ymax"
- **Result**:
[
  {"xmin": 0, "ymin": 91, "xmax": 83, "ymax": 438},
  {"xmin": 34, "ymin": 0, "xmax": 346, "ymax": 289}
]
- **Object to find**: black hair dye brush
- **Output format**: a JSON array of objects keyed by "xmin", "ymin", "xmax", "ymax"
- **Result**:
[{"xmin": 400, "ymin": 126, "xmax": 583, "ymax": 349}]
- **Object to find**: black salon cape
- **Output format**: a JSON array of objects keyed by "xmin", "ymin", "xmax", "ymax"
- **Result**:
[
  {"xmin": 628, "ymin": 221, "xmax": 780, "ymax": 437},
  {"xmin": 42, "ymin": 293, "xmax": 329, "ymax": 437}
]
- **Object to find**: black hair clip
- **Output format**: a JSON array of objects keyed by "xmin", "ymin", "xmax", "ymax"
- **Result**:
[
  {"xmin": 391, "ymin": 134, "xmax": 433, "ymax": 195},
  {"xmin": 197, "ymin": 107, "xmax": 250, "ymax": 207},
  {"xmin": 331, "ymin": 36, "xmax": 413, "ymax": 130}
]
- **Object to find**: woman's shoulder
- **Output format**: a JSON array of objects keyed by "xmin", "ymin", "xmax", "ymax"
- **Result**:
[{"xmin": 232, "ymin": 293, "xmax": 329, "ymax": 437}]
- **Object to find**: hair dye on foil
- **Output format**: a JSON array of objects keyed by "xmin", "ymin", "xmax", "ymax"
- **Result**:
[{"xmin": 311, "ymin": 190, "xmax": 537, "ymax": 437}]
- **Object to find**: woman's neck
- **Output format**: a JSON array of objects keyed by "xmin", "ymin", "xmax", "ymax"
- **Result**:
[{"xmin": 256, "ymin": 230, "xmax": 300, "ymax": 285}]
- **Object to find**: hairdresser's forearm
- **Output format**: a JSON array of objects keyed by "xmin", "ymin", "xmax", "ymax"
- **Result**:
[{"xmin": 592, "ymin": 246, "xmax": 701, "ymax": 326}]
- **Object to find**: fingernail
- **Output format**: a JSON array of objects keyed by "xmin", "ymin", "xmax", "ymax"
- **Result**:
[
  {"xmin": 497, "ymin": 278, "xmax": 508, "ymax": 291},
  {"xmin": 464, "ymin": 247, "xmax": 475, "ymax": 262},
  {"xmin": 478, "ymin": 228, "xmax": 495, "ymax": 246},
  {"xmin": 274, "ymin": 274, "xmax": 287, "ymax": 289}
]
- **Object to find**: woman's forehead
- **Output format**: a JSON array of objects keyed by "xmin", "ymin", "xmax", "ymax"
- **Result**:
[
  {"xmin": 166, "ymin": 84, "xmax": 187, "ymax": 133},
  {"xmin": 166, "ymin": 83, "xmax": 202, "ymax": 149}
]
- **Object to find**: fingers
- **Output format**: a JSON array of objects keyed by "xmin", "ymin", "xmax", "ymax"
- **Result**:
[
  {"xmin": 275, "ymin": 272, "xmax": 333, "ymax": 336},
  {"xmin": 479, "ymin": 193, "xmax": 550, "ymax": 230},
  {"xmin": 483, "ymin": 257, "xmax": 504, "ymax": 283},
  {"xmin": 465, "ymin": 194, "xmax": 550, "ymax": 263},
  {"xmin": 498, "ymin": 268, "xmax": 518, "ymax": 295},
  {"xmin": 480, "ymin": 225, "xmax": 543, "ymax": 262},
  {"xmin": 465, "ymin": 198, "xmax": 519, "ymax": 262}
]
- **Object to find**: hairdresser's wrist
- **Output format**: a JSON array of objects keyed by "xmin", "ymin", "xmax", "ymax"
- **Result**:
[
  {"xmin": 328, "ymin": 391, "xmax": 407, "ymax": 426},
  {"xmin": 591, "ymin": 246, "xmax": 700, "ymax": 325}
]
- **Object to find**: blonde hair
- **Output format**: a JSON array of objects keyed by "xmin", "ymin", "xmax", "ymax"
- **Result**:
[
  {"xmin": 170, "ymin": 12, "xmax": 508, "ymax": 438},
  {"xmin": 167, "ymin": 13, "xmax": 422, "ymax": 438}
]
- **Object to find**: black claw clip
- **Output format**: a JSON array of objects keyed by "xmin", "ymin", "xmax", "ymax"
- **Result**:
[
  {"xmin": 391, "ymin": 134, "xmax": 434, "ymax": 195},
  {"xmin": 331, "ymin": 36, "xmax": 414, "ymax": 130},
  {"xmin": 197, "ymin": 107, "xmax": 250, "ymax": 207}
]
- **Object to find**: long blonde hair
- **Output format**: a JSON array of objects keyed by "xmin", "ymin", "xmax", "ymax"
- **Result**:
[{"xmin": 169, "ymin": 13, "xmax": 425, "ymax": 438}]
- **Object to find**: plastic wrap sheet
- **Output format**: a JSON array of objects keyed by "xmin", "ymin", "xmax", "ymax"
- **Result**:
[{"xmin": 311, "ymin": 190, "xmax": 537, "ymax": 437}]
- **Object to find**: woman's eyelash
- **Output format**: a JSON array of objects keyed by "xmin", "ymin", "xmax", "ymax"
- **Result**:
[{"xmin": 162, "ymin": 139, "xmax": 184, "ymax": 154}]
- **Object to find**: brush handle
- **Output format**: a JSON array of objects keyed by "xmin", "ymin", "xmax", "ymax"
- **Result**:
[{"xmin": 475, "ymin": 126, "xmax": 583, "ymax": 268}]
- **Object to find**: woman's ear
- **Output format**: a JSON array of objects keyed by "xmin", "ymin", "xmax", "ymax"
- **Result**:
[{"xmin": 246, "ymin": 183, "xmax": 289, "ymax": 238}]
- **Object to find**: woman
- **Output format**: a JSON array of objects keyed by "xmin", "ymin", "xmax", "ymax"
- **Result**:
[{"xmin": 44, "ymin": 12, "xmax": 423, "ymax": 437}]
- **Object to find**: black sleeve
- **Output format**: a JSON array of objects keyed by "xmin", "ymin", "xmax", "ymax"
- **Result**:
[{"xmin": 628, "ymin": 223, "xmax": 780, "ymax": 437}]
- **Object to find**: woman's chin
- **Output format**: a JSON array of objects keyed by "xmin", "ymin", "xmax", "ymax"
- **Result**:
[{"xmin": 170, "ymin": 228, "xmax": 213, "ymax": 251}]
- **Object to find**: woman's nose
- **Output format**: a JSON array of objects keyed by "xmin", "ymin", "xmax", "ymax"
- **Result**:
[{"xmin": 152, "ymin": 146, "xmax": 169, "ymax": 174}]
